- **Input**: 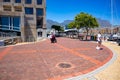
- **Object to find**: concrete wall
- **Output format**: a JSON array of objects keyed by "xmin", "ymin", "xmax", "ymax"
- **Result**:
[{"xmin": 0, "ymin": 0, "xmax": 46, "ymax": 42}]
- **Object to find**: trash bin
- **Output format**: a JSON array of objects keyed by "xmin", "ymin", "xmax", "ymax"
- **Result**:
[{"xmin": 0, "ymin": 40, "xmax": 4, "ymax": 46}]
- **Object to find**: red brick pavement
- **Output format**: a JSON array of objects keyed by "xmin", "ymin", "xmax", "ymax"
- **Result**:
[{"xmin": 0, "ymin": 38, "xmax": 113, "ymax": 80}]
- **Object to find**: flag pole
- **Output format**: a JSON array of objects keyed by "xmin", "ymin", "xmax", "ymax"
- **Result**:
[{"xmin": 111, "ymin": 0, "xmax": 113, "ymax": 34}]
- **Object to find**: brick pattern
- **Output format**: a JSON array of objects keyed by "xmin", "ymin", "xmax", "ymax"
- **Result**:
[{"xmin": 0, "ymin": 38, "xmax": 113, "ymax": 80}]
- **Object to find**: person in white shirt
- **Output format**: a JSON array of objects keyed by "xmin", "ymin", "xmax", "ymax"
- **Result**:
[{"xmin": 96, "ymin": 32, "xmax": 102, "ymax": 50}]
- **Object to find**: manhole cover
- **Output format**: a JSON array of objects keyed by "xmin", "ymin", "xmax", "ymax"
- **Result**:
[{"xmin": 58, "ymin": 63, "xmax": 72, "ymax": 68}]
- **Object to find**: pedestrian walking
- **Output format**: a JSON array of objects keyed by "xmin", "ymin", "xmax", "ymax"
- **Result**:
[{"xmin": 96, "ymin": 32, "xmax": 102, "ymax": 50}]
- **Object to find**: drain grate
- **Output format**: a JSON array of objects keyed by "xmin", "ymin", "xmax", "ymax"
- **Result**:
[{"xmin": 58, "ymin": 63, "xmax": 72, "ymax": 68}]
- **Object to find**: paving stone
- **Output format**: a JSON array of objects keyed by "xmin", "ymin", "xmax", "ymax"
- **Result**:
[{"xmin": 0, "ymin": 38, "xmax": 113, "ymax": 80}]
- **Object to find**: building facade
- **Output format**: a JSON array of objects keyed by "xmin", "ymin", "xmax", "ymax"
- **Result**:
[{"xmin": 0, "ymin": 0, "xmax": 46, "ymax": 42}]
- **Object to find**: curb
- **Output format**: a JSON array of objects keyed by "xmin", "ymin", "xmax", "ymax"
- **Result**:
[{"xmin": 66, "ymin": 44, "xmax": 117, "ymax": 80}]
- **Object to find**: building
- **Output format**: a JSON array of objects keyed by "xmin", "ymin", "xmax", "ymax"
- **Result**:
[{"xmin": 0, "ymin": 0, "xmax": 46, "ymax": 42}]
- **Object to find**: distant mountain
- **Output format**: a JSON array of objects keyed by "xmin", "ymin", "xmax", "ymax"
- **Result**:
[
  {"xmin": 46, "ymin": 19, "xmax": 61, "ymax": 29},
  {"xmin": 46, "ymin": 19, "xmax": 73, "ymax": 29},
  {"xmin": 46, "ymin": 18, "xmax": 113, "ymax": 30},
  {"xmin": 97, "ymin": 18, "xmax": 111, "ymax": 27},
  {"xmin": 60, "ymin": 20, "xmax": 74, "ymax": 26}
]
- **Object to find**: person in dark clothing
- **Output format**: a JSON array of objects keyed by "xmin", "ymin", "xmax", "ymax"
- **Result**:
[{"xmin": 50, "ymin": 33, "xmax": 57, "ymax": 43}]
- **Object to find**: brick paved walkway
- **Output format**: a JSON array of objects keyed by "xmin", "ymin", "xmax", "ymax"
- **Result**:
[{"xmin": 0, "ymin": 38, "xmax": 113, "ymax": 80}]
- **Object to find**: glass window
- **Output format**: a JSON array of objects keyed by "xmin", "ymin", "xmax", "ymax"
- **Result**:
[
  {"xmin": 1, "ymin": 16, "xmax": 9, "ymax": 26},
  {"xmin": 37, "ymin": 0, "xmax": 42, "ymax": 5},
  {"xmin": 0, "ymin": 16, "xmax": 20, "ymax": 31},
  {"xmin": 13, "ymin": 17, "xmax": 20, "ymax": 27},
  {"xmin": 25, "ymin": 0, "xmax": 32, "ymax": 4},
  {"xmin": 36, "ymin": 8, "xmax": 43, "ymax": 16},
  {"xmin": 15, "ymin": 0, "xmax": 21, "ymax": 3},
  {"xmin": 13, "ymin": 16, "xmax": 20, "ymax": 31},
  {"xmin": 0, "ymin": 16, "xmax": 9, "ymax": 30},
  {"xmin": 3, "ymin": 0, "xmax": 10, "ymax": 2},
  {"xmin": 25, "ymin": 7, "xmax": 33, "ymax": 14}
]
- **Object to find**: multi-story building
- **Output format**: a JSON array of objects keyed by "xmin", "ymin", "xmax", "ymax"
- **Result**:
[{"xmin": 0, "ymin": 0, "xmax": 46, "ymax": 42}]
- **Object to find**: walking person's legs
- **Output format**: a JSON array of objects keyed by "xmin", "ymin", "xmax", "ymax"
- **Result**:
[{"xmin": 96, "ymin": 41, "xmax": 102, "ymax": 50}]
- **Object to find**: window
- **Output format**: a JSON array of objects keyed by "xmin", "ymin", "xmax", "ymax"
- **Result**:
[
  {"xmin": 0, "ymin": 16, "xmax": 9, "ymax": 26},
  {"xmin": 0, "ymin": 16, "xmax": 10, "ymax": 30},
  {"xmin": 13, "ymin": 17, "xmax": 20, "ymax": 30},
  {"xmin": 13, "ymin": 17, "xmax": 20, "ymax": 28},
  {"xmin": 25, "ymin": 0, "xmax": 32, "ymax": 4},
  {"xmin": 37, "ymin": 18, "xmax": 43, "ymax": 28},
  {"xmin": 3, "ymin": 0, "xmax": 10, "ymax": 2},
  {"xmin": 38, "ymin": 32, "xmax": 42, "ymax": 37},
  {"xmin": 14, "ymin": 6, "xmax": 22, "ymax": 12},
  {"xmin": 0, "ymin": 16, "xmax": 20, "ymax": 31},
  {"xmin": 25, "ymin": 7, "xmax": 33, "ymax": 14},
  {"xmin": 15, "ymin": 0, "xmax": 21, "ymax": 3},
  {"xmin": 3, "ymin": 5, "xmax": 11, "ymax": 11},
  {"xmin": 37, "ymin": 0, "xmax": 42, "ymax": 5},
  {"xmin": 36, "ymin": 8, "xmax": 43, "ymax": 16}
]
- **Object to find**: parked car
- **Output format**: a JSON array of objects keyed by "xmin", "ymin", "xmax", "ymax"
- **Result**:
[
  {"xmin": 117, "ymin": 33, "xmax": 120, "ymax": 46},
  {"xmin": 108, "ymin": 34, "xmax": 120, "ymax": 41},
  {"xmin": 107, "ymin": 33, "xmax": 120, "ymax": 46},
  {"xmin": 117, "ymin": 39, "xmax": 120, "ymax": 46},
  {"xmin": 108, "ymin": 34, "xmax": 114, "ymax": 41}
]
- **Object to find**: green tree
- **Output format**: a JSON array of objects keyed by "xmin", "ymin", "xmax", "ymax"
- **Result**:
[
  {"xmin": 68, "ymin": 21, "xmax": 79, "ymax": 38},
  {"xmin": 74, "ymin": 12, "xmax": 99, "ymax": 40},
  {"xmin": 60, "ymin": 27, "xmax": 64, "ymax": 32},
  {"xmin": 51, "ymin": 25, "xmax": 64, "ymax": 32},
  {"xmin": 68, "ymin": 21, "xmax": 76, "ymax": 29}
]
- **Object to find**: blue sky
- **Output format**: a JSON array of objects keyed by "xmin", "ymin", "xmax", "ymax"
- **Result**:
[{"xmin": 46, "ymin": 0, "xmax": 120, "ymax": 25}]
